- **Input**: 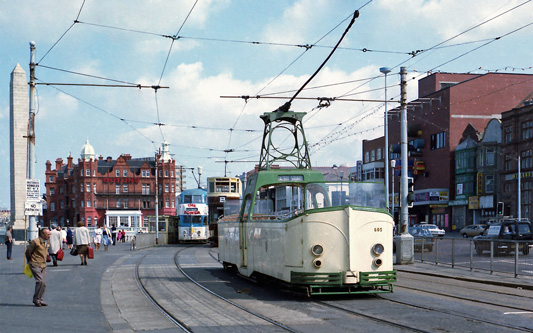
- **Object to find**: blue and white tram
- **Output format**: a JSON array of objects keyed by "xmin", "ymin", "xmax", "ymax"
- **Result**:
[{"xmin": 177, "ymin": 188, "xmax": 209, "ymax": 243}]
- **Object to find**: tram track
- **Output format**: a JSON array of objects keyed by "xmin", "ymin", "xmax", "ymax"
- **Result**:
[
  {"xmin": 313, "ymin": 300, "xmax": 430, "ymax": 333},
  {"xmin": 134, "ymin": 246, "xmax": 533, "ymax": 332},
  {"xmin": 134, "ymin": 253, "xmax": 193, "ymax": 332},
  {"xmin": 375, "ymin": 294, "xmax": 533, "ymax": 332},
  {"xmin": 135, "ymin": 246, "xmax": 301, "ymax": 332},
  {"xmin": 398, "ymin": 271, "xmax": 533, "ymax": 302},
  {"xmin": 173, "ymin": 247, "xmax": 300, "ymax": 333},
  {"xmin": 393, "ymin": 284, "xmax": 533, "ymax": 313}
]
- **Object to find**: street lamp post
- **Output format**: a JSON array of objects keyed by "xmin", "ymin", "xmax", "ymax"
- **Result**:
[
  {"xmin": 198, "ymin": 166, "xmax": 203, "ymax": 189},
  {"xmin": 391, "ymin": 159, "xmax": 396, "ymax": 231},
  {"xmin": 380, "ymin": 67, "xmax": 392, "ymax": 212},
  {"xmin": 155, "ymin": 152, "xmax": 161, "ymax": 245}
]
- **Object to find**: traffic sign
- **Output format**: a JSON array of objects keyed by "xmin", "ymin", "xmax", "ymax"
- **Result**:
[
  {"xmin": 24, "ymin": 201, "xmax": 42, "ymax": 216},
  {"xmin": 26, "ymin": 179, "xmax": 40, "ymax": 201}
]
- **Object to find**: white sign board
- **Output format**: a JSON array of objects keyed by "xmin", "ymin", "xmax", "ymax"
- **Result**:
[
  {"xmin": 24, "ymin": 201, "xmax": 43, "ymax": 216},
  {"xmin": 26, "ymin": 179, "xmax": 41, "ymax": 201}
]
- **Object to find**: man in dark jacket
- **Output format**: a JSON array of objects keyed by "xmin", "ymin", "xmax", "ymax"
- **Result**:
[{"xmin": 25, "ymin": 228, "xmax": 51, "ymax": 307}]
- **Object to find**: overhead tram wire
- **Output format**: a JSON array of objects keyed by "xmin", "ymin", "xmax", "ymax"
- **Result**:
[
  {"xmin": 313, "ymin": 2, "xmax": 533, "ymax": 152},
  {"xmin": 420, "ymin": 20, "xmax": 533, "ymax": 78},
  {"xmin": 37, "ymin": 79, "xmax": 162, "ymax": 151},
  {"xmin": 151, "ymin": 0, "xmax": 199, "ymax": 153},
  {"xmin": 157, "ymin": 0, "xmax": 199, "ymax": 85},
  {"xmin": 35, "ymin": 65, "xmax": 169, "ymax": 89},
  {"xmin": 337, "ymin": 0, "xmax": 532, "ymax": 100},
  {"xmin": 226, "ymin": 5, "xmax": 364, "ymax": 154},
  {"xmin": 37, "ymin": 0, "xmax": 87, "ymax": 64}
]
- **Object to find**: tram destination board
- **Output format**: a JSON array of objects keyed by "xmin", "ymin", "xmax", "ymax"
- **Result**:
[{"xmin": 26, "ymin": 179, "xmax": 40, "ymax": 201}]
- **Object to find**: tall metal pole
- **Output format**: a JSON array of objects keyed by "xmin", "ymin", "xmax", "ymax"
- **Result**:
[
  {"xmin": 391, "ymin": 159, "xmax": 396, "ymax": 231},
  {"xmin": 155, "ymin": 152, "xmax": 160, "ymax": 244},
  {"xmin": 400, "ymin": 66, "xmax": 409, "ymax": 235},
  {"xmin": 380, "ymin": 67, "xmax": 391, "ymax": 212},
  {"xmin": 394, "ymin": 66, "xmax": 414, "ymax": 265},
  {"xmin": 28, "ymin": 41, "xmax": 37, "ymax": 241},
  {"xmin": 518, "ymin": 155, "xmax": 521, "ymax": 219}
]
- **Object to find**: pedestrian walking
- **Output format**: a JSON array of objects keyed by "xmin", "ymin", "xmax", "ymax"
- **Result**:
[
  {"xmin": 111, "ymin": 225, "xmax": 117, "ymax": 245},
  {"xmin": 60, "ymin": 226, "xmax": 67, "ymax": 249},
  {"xmin": 94, "ymin": 226, "xmax": 102, "ymax": 251},
  {"xmin": 102, "ymin": 226, "xmax": 111, "ymax": 251},
  {"xmin": 121, "ymin": 229, "xmax": 126, "ymax": 243},
  {"xmin": 5, "ymin": 226, "xmax": 13, "ymax": 260},
  {"xmin": 74, "ymin": 221, "xmax": 90, "ymax": 265},
  {"xmin": 48, "ymin": 224, "xmax": 62, "ymax": 266},
  {"xmin": 66, "ymin": 227, "xmax": 73, "ymax": 249},
  {"xmin": 25, "ymin": 228, "xmax": 51, "ymax": 307}
]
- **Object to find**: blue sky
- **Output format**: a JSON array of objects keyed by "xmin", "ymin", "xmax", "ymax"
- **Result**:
[{"xmin": 1, "ymin": 0, "xmax": 532, "ymax": 209}]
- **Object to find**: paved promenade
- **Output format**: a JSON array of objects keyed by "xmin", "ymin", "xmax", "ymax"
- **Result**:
[{"xmin": 0, "ymin": 242, "xmax": 531, "ymax": 332}]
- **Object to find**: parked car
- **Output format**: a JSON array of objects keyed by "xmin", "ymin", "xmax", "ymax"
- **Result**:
[
  {"xmin": 408, "ymin": 226, "xmax": 435, "ymax": 252},
  {"xmin": 415, "ymin": 223, "xmax": 445, "ymax": 237},
  {"xmin": 473, "ymin": 219, "xmax": 532, "ymax": 255},
  {"xmin": 460, "ymin": 224, "xmax": 487, "ymax": 238}
]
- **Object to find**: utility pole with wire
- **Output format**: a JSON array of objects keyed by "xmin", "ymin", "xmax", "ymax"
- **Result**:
[
  {"xmin": 155, "ymin": 151, "xmax": 161, "ymax": 245},
  {"xmin": 27, "ymin": 41, "xmax": 38, "ymax": 241},
  {"xmin": 394, "ymin": 66, "xmax": 414, "ymax": 265}
]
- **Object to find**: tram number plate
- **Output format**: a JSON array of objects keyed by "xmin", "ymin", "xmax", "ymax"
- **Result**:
[{"xmin": 374, "ymin": 227, "xmax": 383, "ymax": 232}]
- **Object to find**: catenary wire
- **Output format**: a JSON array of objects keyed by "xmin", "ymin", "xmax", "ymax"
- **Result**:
[{"xmin": 37, "ymin": 0, "xmax": 87, "ymax": 64}]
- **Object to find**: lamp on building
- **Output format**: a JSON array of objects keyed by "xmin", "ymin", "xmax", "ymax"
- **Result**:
[{"xmin": 380, "ymin": 67, "xmax": 392, "ymax": 211}]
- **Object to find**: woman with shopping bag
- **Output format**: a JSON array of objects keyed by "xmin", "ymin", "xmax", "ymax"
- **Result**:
[{"xmin": 74, "ymin": 221, "xmax": 90, "ymax": 265}]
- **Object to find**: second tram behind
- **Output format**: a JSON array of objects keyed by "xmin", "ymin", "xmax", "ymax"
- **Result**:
[
  {"xmin": 207, "ymin": 177, "xmax": 242, "ymax": 246},
  {"xmin": 177, "ymin": 188, "xmax": 208, "ymax": 243}
]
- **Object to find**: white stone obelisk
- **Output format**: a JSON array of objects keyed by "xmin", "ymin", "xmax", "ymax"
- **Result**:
[{"xmin": 10, "ymin": 64, "xmax": 29, "ymax": 240}]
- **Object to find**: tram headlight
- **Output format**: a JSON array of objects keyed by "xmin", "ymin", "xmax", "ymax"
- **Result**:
[
  {"xmin": 372, "ymin": 243, "xmax": 385, "ymax": 256},
  {"xmin": 311, "ymin": 244, "xmax": 324, "ymax": 256},
  {"xmin": 373, "ymin": 258, "xmax": 383, "ymax": 267},
  {"xmin": 313, "ymin": 258, "xmax": 322, "ymax": 268}
]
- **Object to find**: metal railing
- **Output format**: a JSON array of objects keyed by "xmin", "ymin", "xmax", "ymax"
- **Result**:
[{"xmin": 413, "ymin": 237, "xmax": 533, "ymax": 278}]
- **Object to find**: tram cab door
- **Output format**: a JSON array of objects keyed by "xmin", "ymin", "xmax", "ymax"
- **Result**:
[{"xmin": 239, "ymin": 195, "xmax": 253, "ymax": 268}]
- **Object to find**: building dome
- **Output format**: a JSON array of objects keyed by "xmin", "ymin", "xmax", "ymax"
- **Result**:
[{"xmin": 81, "ymin": 139, "xmax": 96, "ymax": 161}]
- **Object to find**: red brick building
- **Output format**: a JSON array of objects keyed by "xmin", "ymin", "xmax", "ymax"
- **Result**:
[
  {"xmin": 44, "ymin": 141, "xmax": 177, "ymax": 229},
  {"xmin": 373, "ymin": 72, "xmax": 533, "ymax": 230}
]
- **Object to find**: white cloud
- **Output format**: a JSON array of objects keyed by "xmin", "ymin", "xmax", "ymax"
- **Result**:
[
  {"xmin": 375, "ymin": 0, "xmax": 533, "ymax": 42},
  {"xmin": 262, "ymin": 0, "xmax": 330, "ymax": 45}
]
